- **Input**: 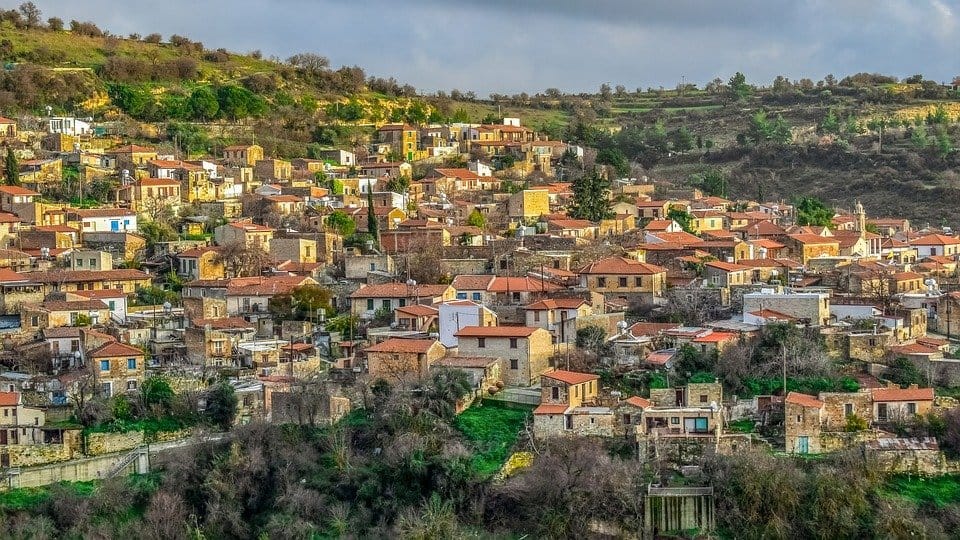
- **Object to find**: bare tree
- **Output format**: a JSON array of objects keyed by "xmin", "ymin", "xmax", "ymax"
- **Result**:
[{"xmin": 213, "ymin": 241, "xmax": 271, "ymax": 277}]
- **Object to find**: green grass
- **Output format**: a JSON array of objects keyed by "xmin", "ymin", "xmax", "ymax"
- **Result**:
[
  {"xmin": 884, "ymin": 475, "xmax": 960, "ymax": 507},
  {"xmin": 454, "ymin": 400, "xmax": 532, "ymax": 477},
  {"xmin": 0, "ymin": 480, "xmax": 97, "ymax": 511},
  {"xmin": 84, "ymin": 416, "xmax": 191, "ymax": 437},
  {"xmin": 727, "ymin": 419, "xmax": 756, "ymax": 433}
]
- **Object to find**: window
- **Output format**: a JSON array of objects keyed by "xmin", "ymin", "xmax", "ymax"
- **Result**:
[
  {"xmin": 100, "ymin": 360, "xmax": 110, "ymax": 371},
  {"xmin": 127, "ymin": 358, "xmax": 137, "ymax": 370},
  {"xmin": 382, "ymin": 300, "xmax": 390, "ymax": 309},
  {"xmin": 622, "ymin": 414, "xmax": 631, "ymax": 424},
  {"xmin": 509, "ymin": 338, "xmax": 518, "ymax": 349},
  {"xmin": 89, "ymin": 258, "xmax": 96, "ymax": 267},
  {"xmin": 552, "ymin": 387, "xmax": 559, "ymax": 400},
  {"xmin": 510, "ymin": 359, "xmax": 518, "ymax": 370},
  {"xmin": 472, "ymin": 292, "xmax": 481, "ymax": 301},
  {"xmin": 635, "ymin": 277, "xmax": 642, "ymax": 287},
  {"xmin": 101, "ymin": 382, "xmax": 112, "ymax": 398},
  {"xmin": 398, "ymin": 299, "xmax": 406, "ymax": 307},
  {"xmin": 671, "ymin": 417, "xmax": 680, "ymax": 425},
  {"xmin": 108, "ymin": 301, "xmax": 115, "ymax": 310},
  {"xmin": 907, "ymin": 403, "xmax": 917, "ymax": 415},
  {"xmin": 618, "ymin": 277, "xmax": 627, "ymax": 287},
  {"xmin": 700, "ymin": 394, "xmax": 708, "ymax": 403},
  {"xmin": 30, "ymin": 316, "xmax": 38, "ymax": 327},
  {"xmin": 76, "ymin": 258, "xmax": 83, "ymax": 267},
  {"xmin": 477, "ymin": 338, "xmax": 486, "ymax": 348},
  {"xmin": 126, "ymin": 380, "xmax": 137, "ymax": 391},
  {"xmin": 597, "ymin": 277, "xmax": 607, "ymax": 287},
  {"xmin": 367, "ymin": 299, "xmax": 374, "ymax": 310},
  {"xmin": 456, "ymin": 292, "xmax": 467, "ymax": 300},
  {"xmin": 844, "ymin": 403, "xmax": 853, "ymax": 416}
]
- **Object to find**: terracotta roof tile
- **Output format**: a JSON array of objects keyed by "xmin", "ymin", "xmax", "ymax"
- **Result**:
[
  {"xmin": 543, "ymin": 369, "xmax": 598, "ymax": 385},
  {"xmin": 785, "ymin": 392, "xmax": 824, "ymax": 408},
  {"xmin": 534, "ymin": 404, "xmax": 570, "ymax": 415},
  {"xmin": 624, "ymin": 396, "xmax": 652, "ymax": 408},
  {"xmin": 871, "ymin": 387, "xmax": 934, "ymax": 402}
]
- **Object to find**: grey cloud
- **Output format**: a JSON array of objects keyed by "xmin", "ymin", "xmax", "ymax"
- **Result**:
[{"xmin": 32, "ymin": 0, "xmax": 960, "ymax": 94}]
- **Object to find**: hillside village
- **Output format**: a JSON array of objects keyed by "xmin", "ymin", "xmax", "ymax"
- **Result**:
[{"xmin": 0, "ymin": 104, "xmax": 954, "ymax": 495}]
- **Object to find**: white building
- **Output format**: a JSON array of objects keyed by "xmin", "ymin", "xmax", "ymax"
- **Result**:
[
  {"xmin": 48, "ymin": 117, "xmax": 91, "ymax": 136},
  {"xmin": 72, "ymin": 208, "xmax": 138, "ymax": 233},
  {"xmin": 437, "ymin": 300, "xmax": 497, "ymax": 348}
]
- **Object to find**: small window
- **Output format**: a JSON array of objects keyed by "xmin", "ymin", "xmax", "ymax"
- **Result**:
[
  {"xmin": 534, "ymin": 312, "xmax": 541, "ymax": 322},
  {"xmin": 671, "ymin": 417, "xmax": 680, "ymax": 425},
  {"xmin": 618, "ymin": 277, "xmax": 627, "ymax": 287},
  {"xmin": 472, "ymin": 292, "xmax": 481, "ymax": 301},
  {"xmin": 844, "ymin": 403, "xmax": 853, "ymax": 416},
  {"xmin": 382, "ymin": 300, "xmax": 390, "ymax": 309},
  {"xmin": 552, "ymin": 387, "xmax": 559, "ymax": 400},
  {"xmin": 477, "ymin": 338, "xmax": 486, "ymax": 348},
  {"xmin": 907, "ymin": 403, "xmax": 917, "ymax": 415},
  {"xmin": 510, "ymin": 359, "xmax": 518, "ymax": 370},
  {"xmin": 700, "ymin": 394, "xmax": 708, "ymax": 403},
  {"xmin": 797, "ymin": 415, "xmax": 801, "ymax": 422},
  {"xmin": 509, "ymin": 338, "xmax": 518, "ymax": 349},
  {"xmin": 635, "ymin": 277, "xmax": 642, "ymax": 287},
  {"xmin": 100, "ymin": 360, "xmax": 110, "ymax": 371},
  {"xmin": 597, "ymin": 277, "xmax": 607, "ymax": 287},
  {"xmin": 127, "ymin": 358, "xmax": 137, "ymax": 370},
  {"xmin": 456, "ymin": 292, "xmax": 467, "ymax": 300}
]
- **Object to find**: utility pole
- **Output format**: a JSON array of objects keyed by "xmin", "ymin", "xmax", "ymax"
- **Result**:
[{"xmin": 781, "ymin": 343, "xmax": 787, "ymax": 397}]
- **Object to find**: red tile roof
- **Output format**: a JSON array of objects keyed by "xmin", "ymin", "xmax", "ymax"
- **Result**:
[
  {"xmin": 871, "ymin": 387, "xmax": 934, "ymax": 402},
  {"xmin": 0, "ymin": 392, "xmax": 19, "ymax": 406},
  {"xmin": 524, "ymin": 298, "xmax": 587, "ymax": 310},
  {"xmin": 450, "ymin": 274, "xmax": 496, "ymax": 291},
  {"xmin": 395, "ymin": 304, "xmax": 439, "ymax": 316},
  {"xmin": 543, "ymin": 370, "xmax": 598, "ymax": 385},
  {"xmin": 365, "ymin": 338, "xmax": 441, "ymax": 354},
  {"xmin": 0, "ymin": 186, "xmax": 40, "ymax": 196},
  {"xmin": 910, "ymin": 234, "xmax": 960, "ymax": 246},
  {"xmin": 138, "ymin": 177, "xmax": 181, "ymax": 186},
  {"xmin": 645, "ymin": 350, "xmax": 676, "ymax": 366},
  {"xmin": 27, "ymin": 269, "xmax": 150, "ymax": 283},
  {"xmin": 488, "ymin": 276, "xmax": 562, "ymax": 293},
  {"xmin": 579, "ymin": 257, "xmax": 667, "ymax": 276},
  {"xmin": 627, "ymin": 322, "xmax": 681, "ymax": 338},
  {"xmin": 89, "ymin": 342, "xmax": 143, "ymax": 358},
  {"xmin": 692, "ymin": 331, "xmax": 737, "ymax": 343},
  {"xmin": 455, "ymin": 326, "xmax": 540, "ymax": 338},
  {"xmin": 624, "ymin": 396, "xmax": 652, "ymax": 408},
  {"xmin": 534, "ymin": 404, "xmax": 570, "ymax": 415},
  {"xmin": 350, "ymin": 282, "xmax": 451, "ymax": 299},
  {"xmin": 705, "ymin": 261, "xmax": 750, "ymax": 272},
  {"xmin": 785, "ymin": 392, "xmax": 824, "ymax": 409}
]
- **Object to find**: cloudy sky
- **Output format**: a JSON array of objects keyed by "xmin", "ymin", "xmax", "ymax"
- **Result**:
[{"xmin": 35, "ymin": 0, "xmax": 960, "ymax": 95}]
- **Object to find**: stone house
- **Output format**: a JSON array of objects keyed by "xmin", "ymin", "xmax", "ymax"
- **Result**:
[
  {"xmin": 364, "ymin": 338, "xmax": 446, "ymax": 384},
  {"xmin": 784, "ymin": 234, "xmax": 841, "ymax": 264},
  {"xmin": 577, "ymin": 256, "xmax": 668, "ymax": 305},
  {"xmin": 533, "ymin": 370, "xmax": 614, "ymax": 437},
  {"xmin": 523, "ymin": 298, "xmax": 590, "ymax": 344},
  {"xmin": 703, "ymin": 261, "xmax": 752, "ymax": 287},
  {"xmin": 785, "ymin": 391, "xmax": 824, "ymax": 454},
  {"xmin": 871, "ymin": 385, "xmax": 934, "ymax": 424},
  {"xmin": 455, "ymin": 326, "xmax": 555, "ymax": 387},
  {"xmin": 28, "ymin": 269, "xmax": 152, "ymax": 295},
  {"xmin": 184, "ymin": 317, "xmax": 256, "ymax": 367},
  {"xmin": 89, "ymin": 341, "xmax": 146, "ymax": 398},
  {"xmin": 431, "ymin": 356, "xmax": 503, "ymax": 411},
  {"xmin": 349, "ymin": 282, "xmax": 454, "ymax": 319},
  {"xmin": 507, "ymin": 189, "xmax": 550, "ymax": 221},
  {"xmin": 20, "ymin": 299, "xmax": 111, "ymax": 332},
  {"xmin": 223, "ymin": 144, "xmax": 264, "ymax": 167},
  {"xmin": 254, "ymin": 159, "xmax": 293, "ymax": 182},
  {"xmin": 214, "ymin": 221, "xmax": 275, "ymax": 251},
  {"xmin": 741, "ymin": 290, "xmax": 831, "ymax": 326},
  {"xmin": 269, "ymin": 238, "xmax": 317, "ymax": 265},
  {"xmin": 176, "ymin": 247, "xmax": 225, "ymax": 281}
]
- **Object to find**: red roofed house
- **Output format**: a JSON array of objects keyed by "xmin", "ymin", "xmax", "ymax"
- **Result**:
[
  {"xmin": 533, "ymin": 369, "xmax": 615, "ymax": 436},
  {"xmin": 89, "ymin": 341, "xmax": 146, "ymax": 397},
  {"xmin": 910, "ymin": 234, "xmax": 960, "ymax": 258},
  {"xmin": 703, "ymin": 260, "xmax": 752, "ymax": 287},
  {"xmin": 578, "ymin": 256, "xmax": 668, "ymax": 304},
  {"xmin": 364, "ymin": 338, "xmax": 446, "ymax": 383},
  {"xmin": 350, "ymin": 282, "xmax": 455, "ymax": 319},
  {"xmin": 871, "ymin": 384, "xmax": 934, "ymax": 422},
  {"xmin": 785, "ymin": 392, "xmax": 824, "ymax": 454},
  {"xmin": 0, "ymin": 116, "xmax": 17, "ymax": 139},
  {"xmin": 523, "ymin": 298, "xmax": 591, "ymax": 344},
  {"xmin": 455, "ymin": 326, "xmax": 555, "ymax": 387},
  {"xmin": 214, "ymin": 221, "xmax": 275, "ymax": 251}
]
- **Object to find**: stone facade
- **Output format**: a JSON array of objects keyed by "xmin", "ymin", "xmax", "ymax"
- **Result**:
[
  {"xmin": 742, "ymin": 291, "xmax": 830, "ymax": 326},
  {"xmin": 819, "ymin": 391, "xmax": 873, "ymax": 431},
  {"xmin": 84, "ymin": 431, "xmax": 144, "ymax": 456}
]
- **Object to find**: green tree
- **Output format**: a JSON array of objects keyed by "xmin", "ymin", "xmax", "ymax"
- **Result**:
[
  {"xmin": 771, "ymin": 114, "xmax": 792, "ymax": 144},
  {"xmin": 4, "ymin": 148, "xmax": 18, "ymax": 186},
  {"xmin": 419, "ymin": 370, "xmax": 473, "ymax": 421},
  {"xmin": 747, "ymin": 110, "xmax": 773, "ymax": 144},
  {"xmin": 385, "ymin": 175, "xmax": 410, "ymax": 193},
  {"xmin": 188, "ymin": 86, "xmax": 219, "ymax": 120},
  {"xmin": 667, "ymin": 207, "xmax": 695, "ymax": 233},
  {"xmin": 795, "ymin": 197, "xmax": 834, "ymax": 227},
  {"xmin": 819, "ymin": 109, "xmax": 841, "ymax": 135},
  {"xmin": 325, "ymin": 210, "xmax": 356, "ymax": 236},
  {"xmin": 670, "ymin": 126, "xmax": 694, "ymax": 154},
  {"xmin": 575, "ymin": 325, "xmax": 611, "ymax": 358},
  {"xmin": 204, "ymin": 382, "xmax": 237, "ymax": 430},
  {"xmin": 885, "ymin": 357, "xmax": 926, "ymax": 387},
  {"xmin": 466, "ymin": 208, "xmax": 486, "ymax": 228},
  {"xmin": 689, "ymin": 167, "xmax": 727, "ymax": 198},
  {"xmin": 567, "ymin": 167, "xmax": 613, "ymax": 222},
  {"xmin": 366, "ymin": 182, "xmax": 379, "ymax": 246},
  {"xmin": 910, "ymin": 124, "xmax": 929, "ymax": 149},
  {"xmin": 728, "ymin": 71, "xmax": 752, "ymax": 101},
  {"xmin": 935, "ymin": 126, "xmax": 954, "ymax": 158},
  {"xmin": 595, "ymin": 148, "xmax": 630, "ymax": 177},
  {"xmin": 141, "ymin": 376, "xmax": 174, "ymax": 414}
]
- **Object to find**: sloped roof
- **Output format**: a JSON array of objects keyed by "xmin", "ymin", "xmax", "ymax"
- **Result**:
[
  {"xmin": 450, "ymin": 274, "xmax": 496, "ymax": 291},
  {"xmin": 871, "ymin": 387, "xmax": 934, "ymax": 402},
  {"xmin": 488, "ymin": 276, "xmax": 562, "ymax": 293},
  {"xmin": 542, "ymin": 370, "xmax": 598, "ymax": 385},
  {"xmin": 455, "ymin": 326, "xmax": 540, "ymax": 338},
  {"xmin": 910, "ymin": 234, "xmax": 960, "ymax": 246},
  {"xmin": 785, "ymin": 392, "xmax": 824, "ymax": 409},
  {"xmin": 350, "ymin": 282, "xmax": 451, "ymax": 298},
  {"xmin": 365, "ymin": 338, "xmax": 440, "ymax": 354},
  {"xmin": 579, "ymin": 257, "xmax": 667, "ymax": 275},
  {"xmin": 624, "ymin": 396, "xmax": 652, "ymax": 408},
  {"xmin": 523, "ymin": 298, "xmax": 587, "ymax": 310},
  {"xmin": 0, "ymin": 392, "xmax": 19, "ymax": 406},
  {"xmin": 534, "ymin": 404, "xmax": 570, "ymax": 415},
  {"xmin": 89, "ymin": 341, "xmax": 143, "ymax": 358}
]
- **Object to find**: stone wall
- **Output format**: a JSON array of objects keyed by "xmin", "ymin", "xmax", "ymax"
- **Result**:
[
  {"xmin": 85, "ymin": 431, "xmax": 144, "ymax": 456},
  {"xmin": 820, "ymin": 430, "xmax": 877, "ymax": 453},
  {"xmin": 820, "ymin": 391, "xmax": 873, "ymax": 431},
  {"xmin": 1, "ymin": 443, "xmax": 73, "ymax": 467},
  {"xmin": 868, "ymin": 448, "xmax": 947, "ymax": 474},
  {"xmin": 847, "ymin": 332, "xmax": 893, "ymax": 362}
]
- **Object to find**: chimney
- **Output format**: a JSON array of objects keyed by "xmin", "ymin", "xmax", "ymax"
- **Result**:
[{"xmin": 908, "ymin": 384, "xmax": 919, "ymax": 390}]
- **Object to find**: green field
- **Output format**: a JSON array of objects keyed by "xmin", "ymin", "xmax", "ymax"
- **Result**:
[
  {"xmin": 454, "ymin": 400, "xmax": 533, "ymax": 477},
  {"xmin": 885, "ymin": 475, "xmax": 960, "ymax": 507}
]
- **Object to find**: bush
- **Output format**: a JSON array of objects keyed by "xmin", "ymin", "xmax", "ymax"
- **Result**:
[
  {"xmin": 845, "ymin": 414, "xmax": 868, "ymax": 432},
  {"xmin": 204, "ymin": 382, "xmax": 237, "ymax": 430}
]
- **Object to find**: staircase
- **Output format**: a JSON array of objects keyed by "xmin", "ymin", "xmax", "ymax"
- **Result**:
[{"xmin": 104, "ymin": 446, "xmax": 146, "ymax": 478}]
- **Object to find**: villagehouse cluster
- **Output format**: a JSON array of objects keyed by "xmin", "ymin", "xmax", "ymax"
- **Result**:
[{"xmin": 0, "ymin": 112, "xmax": 956, "ymax": 477}]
